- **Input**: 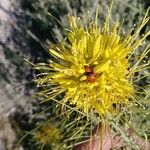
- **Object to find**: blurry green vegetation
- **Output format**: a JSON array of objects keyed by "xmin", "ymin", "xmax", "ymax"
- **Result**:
[{"xmin": 16, "ymin": 0, "xmax": 150, "ymax": 149}]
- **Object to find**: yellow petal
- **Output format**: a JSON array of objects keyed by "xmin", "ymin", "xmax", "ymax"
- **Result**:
[
  {"xmin": 50, "ymin": 49, "xmax": 64, "ymax": 59},
  {"xmin": 94, "ymin": 59, "xmax": 111, "ymax": 73},
  {"xmin": 93, "ymin": 36, "xmax": 101, "ymax": 58},
  {"xmin": 80, "ymin": 75, "xmax": 87, "ymax": 81}
]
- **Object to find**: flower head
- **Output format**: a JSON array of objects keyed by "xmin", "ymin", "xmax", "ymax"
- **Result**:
[
  {"xmin": 33, "ymin": 123, "xmax": 62, "ymax": 145},
  {"xmin": 34, "ymin": 7, "xmax": 150, "ymax": 117}
]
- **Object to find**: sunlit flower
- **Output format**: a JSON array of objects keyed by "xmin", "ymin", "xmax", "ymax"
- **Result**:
[{"xmin": 34, "ymin": 6, "xmax": 150, "ymax": 117}]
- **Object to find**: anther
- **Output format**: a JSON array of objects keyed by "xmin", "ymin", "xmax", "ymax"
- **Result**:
[
  {"xmin": 84, "ymin": 66, "xmax": 93, "ymax": 73},
  {"xmin": 86, "ymin": 72, "xmax": 97, "ymax": 83},
  {"xmin": 84, "ymin": 66, "xmax": 97, "ymax": 83}
]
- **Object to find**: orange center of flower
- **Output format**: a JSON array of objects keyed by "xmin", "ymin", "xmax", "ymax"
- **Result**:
[{"xmin": 84, "ymin": 66, "xmax": 97, "ymax": 83}]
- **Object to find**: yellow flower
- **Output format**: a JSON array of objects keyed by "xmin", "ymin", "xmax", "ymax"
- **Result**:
[
  {"xmin": 34, "ymin": 7, "xmax": 150, "ymax": 117},
  {"xmin": 34, "ymin": 123, "xmax": 62, "ymax": 145}
]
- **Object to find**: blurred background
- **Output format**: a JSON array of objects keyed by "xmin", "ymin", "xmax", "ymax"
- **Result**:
[{"xmin": 0, "ymin": 0, "xmax": 150, "ymax": 149}]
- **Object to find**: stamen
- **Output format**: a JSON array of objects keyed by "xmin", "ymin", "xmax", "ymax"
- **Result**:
[
  {"xmin": 87, "ymin": 72, "xmax": 97, "ymax": 83},
  {"xmin": 84, "ymin": 66, "xmax": 97, "ymax": 83},
  {"xmin": 84, "ymin": 66, "xmax": 93, "ymax": 73}
]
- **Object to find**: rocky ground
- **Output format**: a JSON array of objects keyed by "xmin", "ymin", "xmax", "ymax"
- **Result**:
[{"xmin": 0, "ymin": 0, "xmax": 31, "ymax": 149}]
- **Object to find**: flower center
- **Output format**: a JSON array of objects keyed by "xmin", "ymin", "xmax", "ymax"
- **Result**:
[{"xmin": 84, "ymin": 66, "xmax": 97, "ymax": 83}]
